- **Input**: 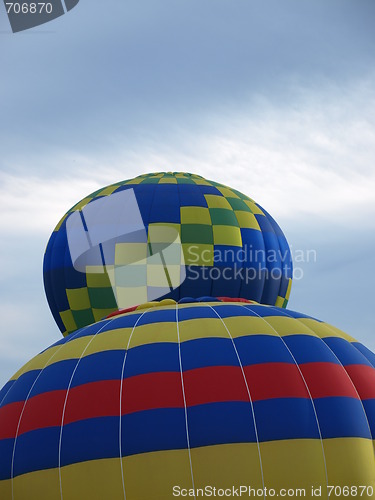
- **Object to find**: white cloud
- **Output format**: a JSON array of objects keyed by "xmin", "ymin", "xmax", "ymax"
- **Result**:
[{"xmin": 1, "ymin": 78, "xmax": 374, "ymax": 235}]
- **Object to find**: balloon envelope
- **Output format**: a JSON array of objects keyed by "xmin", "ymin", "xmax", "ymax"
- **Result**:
[
  {"xmin": 0, "ymin": 299, "xmax": 374, "ymax": 499},
  {"xmin": 43, "ymin": 172, "xmax": 293, "ymax": 336}
]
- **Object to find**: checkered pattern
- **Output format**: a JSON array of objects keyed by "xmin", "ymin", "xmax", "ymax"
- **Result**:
[{"xmin": 44, "ymin": 172, "xmax": 293, "ymax": 336}]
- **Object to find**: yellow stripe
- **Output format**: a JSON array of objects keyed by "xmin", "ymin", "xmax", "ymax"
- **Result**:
[
  {"xmin": 7, "ymin": 439, "xmax": 375, "ymax": 499},
  {"xmin": 0, "ymin": 479, "xmax": 11, "ymax": 499},
  {"xmin": 13, "ymin": 467, "xmax": 61, "ymax": 500},
  {"xmin": 124, "ymin": 449, "xmax": 193, "ymax": 499},
  {"xmin": 264, "ymin": 316, "xmax": 318, "ymax": 336},
  {"xmin": 222, "ymin": 315, "xmax": 279, "ymax": 337},
  {"xmin": 261, "ymin": 439, "xmax": 326, "ymax": 493},
  {"xmin": 9, "ymin": 304, "xmax": 362, "ymax": 382},
  {"xmin": 298, "ymin": 318, "xmax": 357, "ymax": 342},
  {"xmin": 191, "ymin": 443, "xmax": 263, "ymax": 490},
  {"xmin": 324, "ymin": 438, "xmax": 375, "ymax": 488},
  {"xmin": 61, "ymin": 458, "xmax": 124, "ymax": 500}
]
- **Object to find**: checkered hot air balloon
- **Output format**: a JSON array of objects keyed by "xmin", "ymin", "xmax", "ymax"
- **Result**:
[{"xmin": 43, "ymin": 172, "xmax": 293, "ymax": 336}]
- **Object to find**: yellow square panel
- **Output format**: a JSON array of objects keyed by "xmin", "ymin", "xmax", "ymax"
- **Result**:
[
  {"xmin": 66, "ymin": 287, "xmax": 91, "ymax": 310},
  {"xmin": 182, "ymin": 243, "xmax": 214, "ymax": 266},
  {"xmin": 204, "ymin": 194, "xmax": 232, "ymax": 209},
  {"xmin": 116, "ymin": 286, "xmax": 148, "ymax": 309},
  {"xmin": 71, "ymin": 196, "xmax": 93, "ymax": 211},
  {"xmin": 212, "ymin": 225, "xmax": 242, "ymax": 246},
  {"xmin": 53, "ymin": 213, "xmax": 68, "ymax": 232},
  {"xmin": 180, "ymin": 206, "xmax": 212, "ymax": 225},
  {"xmin": 115, "ymin": 243, "xmax": 148, "ymax": 265},
  {"xmin": 244, "ymin": 200, "xmax": 265, "ymax": 215},
  {"xmin": 92, "ymin": 308, "xmax": 116, "ymax": 323},
  {"xmin": 148, "ymin": 223, "xmax": 181, "ymax": 243},
  {"xmin": 147, "ymin": 264, "xmax": 180, "ymax": 287},
  {"xmin": 59, "ymin": 309, "xmax": 77, "ymax": 332},
  {"xmin": 98, "ymin": 184, "xmax": 121, "ymax": 196},
  {"xmin": 159, "ymin": 177, "xmax": 177, "ymax": 183},
  {"xmin": 234, "ymin": 211, "xmax": 261, "ymax": 230},
  {"xmin": 86, "ymin": 267, "xmax": 113, "ymax": 288},
  {"xmin": 194, "ymin": 179, "xmax": 213, "ymax": 185},
  {"xmin": 216, "ymin": 186, "xmax": 240, "ymax": 199},
  {"xmin": 124, "ymin": 177, "xmax": 143, "ymax": 184}
]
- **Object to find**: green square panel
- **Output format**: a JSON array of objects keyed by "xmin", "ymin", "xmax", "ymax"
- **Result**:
[
  {"xmin": 209, "ymin": 208, "xmax": 239, "ymax": 227},
  {"xmin": 72, "ymin": 309, "xmax": 96, "ymax": 329},
  {"xmin": 176, "ymin": 177, "xmax": 195, "ymax": 184},
  {"xmin": 226, "ymin": 198, "xmax": 250, "ymax": 212},
  {"xmin": 140, "ymin": 177, "xmax": 161, "ymax": 184},
  {"xmin": 88, "ymin": 287, "xmax": 117, "ymax": 309},
  {"xmin": 181, "ymin": 224, "xmax": 214, "ymax": 244}
]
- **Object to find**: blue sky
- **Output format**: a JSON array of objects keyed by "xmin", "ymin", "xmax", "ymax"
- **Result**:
[{"xmin": 0, "ymin": 0, "xmax": 374, "ymax": 386}]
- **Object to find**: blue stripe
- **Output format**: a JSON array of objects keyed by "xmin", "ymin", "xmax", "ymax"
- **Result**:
[
  {"xmin": 235, "ymin": 335, "xmax": 294, "ymax": 365},
  {"xmin": 0, "ymin": 438, "xmax": 13, "ymax": 480},
  {"xmin": 254, "ymin": 398, "xmax": 319, "ymax": 441},
  {"xmin": 6, "ymin": 396, "xmax": 371, "ymax": 478},
  {"xmin": 181, "ymin": 338, "xmax": 239, "ymax": 370},
  {"xmin": 241, "ymin": 304, "xmax": 289, "ymax": 318},
  {"xmin": 137, "ymin": 308, "xmax": 177, "ymax": 325},
  {"xmin": 0, "ymin": 380, "xmax": 15, "ymax": 404},
  {"xmin": 188, "ymin": 402, "xmax": 256, "ymax": 448},
  {"xmin": 270, "ymin": 307, "xmax": 316, "ymax": 320},
  {"xmin": 2, "ymin": 370, "xmax": 41, "ymax": 405},
  {"xmin": 28, "ymin": 359, "xmax": 78, "ymax": 396},
  {"xmin": 352, "ymin": 342, "xmax": 375, "ymax": 368},
  {"xmin": 13, "ymin": 427, "xmax": 60, "ymax": 477},
  {"xmin": 322, "ymin": 338, "xmax": 373, "ymax": 367},
  {"xmin": 362, "ymin": 399, "xmax": 375, "ymax": 438},
  {"xmin": 71, "ymin": 351, "xmax": 124, "ymax": 387},
  {"xmin": 178, "ymin": 305, "xmax": 216, "ymax": 321},
  {"xmin": 283, "ymin": 335, "xmax": 339, "ymax": 365},
  {"xmin": 125, "ymin": 343, "xmax": 180, "ymax": 377},
  {"xmin": 61, "ymin": 417, "xmax": 119, "ymax": 466},
  {"xmin": 122, "ymin": 408, "xmax": 188, "ymax": 456},
  {"xmin": 314, "ymin": 397, "xmax": 371, "ymax": 439},
  {"xmin": 212, "ymin": 304, "xmax": 257, "ymax": 319}
]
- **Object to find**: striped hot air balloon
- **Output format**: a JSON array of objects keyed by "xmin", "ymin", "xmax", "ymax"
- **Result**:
[{"xmin": 0, "ymin": 298, "xmax": 374, "ymax": 499}]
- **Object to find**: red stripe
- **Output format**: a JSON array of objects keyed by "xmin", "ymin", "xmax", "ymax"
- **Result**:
[
  {"xmin": 0, "ymin": 401, "xmax": 24, "ymax": 439},
  {"xmin": 121, "ymin": 372, "xmax": 184, "ymax": 414},
  {"xmin": 18, "ymin": 390, "xmax": 66, "ymax": 435},
  {"xmin": 344, "ymin": 364, "xmax": 375, "ymax": 400},
  {"xmin": 183, "ymin": 366, "xmax": 249, "ymax": 406},
  {"xmin": 217, "ymin": 297, "xmax": 254, "ymax": 303},
  {"xmin": 64, "ymin": 380, "xmax": 121, "ymax": 425},
  {"xmin": 244, "ymin": 363, "xmax": 309, "ymax": 401},
  {"xmin": 299, "ymin": 362, "xmax": 359, "ymax": 399},
  {"xmin": 3, "ymin": 362, "xmax": 360, "ymax": 438}
]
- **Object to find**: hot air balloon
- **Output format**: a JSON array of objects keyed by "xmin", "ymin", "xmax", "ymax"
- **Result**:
[
  {"xmin": 0, "ymin": 298, "xmax": 374, "ymax": 499},
  {"xmin": 43, "ymin": 172, "xmax": 293, "ymax": 336}
]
